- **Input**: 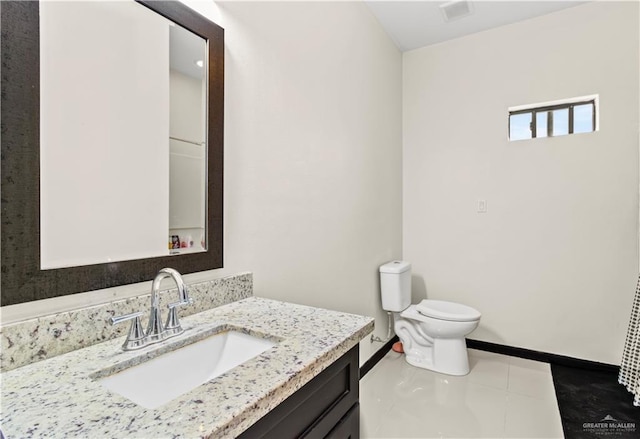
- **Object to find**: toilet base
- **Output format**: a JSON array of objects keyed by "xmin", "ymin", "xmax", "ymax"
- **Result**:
[
  {"xmin": 403, "ymin": 337, "xmax": 470, "ymax": 376},
  {"xmin": 393, "ymin": 311, "xmax": 475, "ymax": 376}
]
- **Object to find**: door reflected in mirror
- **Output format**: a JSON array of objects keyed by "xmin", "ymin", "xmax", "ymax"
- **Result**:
[{"xmin": 40, "ymin": 0, "xmax": 207, "ymax": 269}]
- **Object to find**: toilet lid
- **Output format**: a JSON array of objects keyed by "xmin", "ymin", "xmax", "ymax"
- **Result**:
[{"xmin": 416, "ymin": 300, "xmax": 481, "ymax": 322}]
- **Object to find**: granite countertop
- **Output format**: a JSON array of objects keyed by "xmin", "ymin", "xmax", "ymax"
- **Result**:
[{"xmin": 0, "ymin": 297, "xmax": 374, "ymax": 438}]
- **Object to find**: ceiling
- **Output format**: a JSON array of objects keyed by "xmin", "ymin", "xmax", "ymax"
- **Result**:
[{"xmin": 365, "ymin": 1, "xmax": 587, "ymax": 52}]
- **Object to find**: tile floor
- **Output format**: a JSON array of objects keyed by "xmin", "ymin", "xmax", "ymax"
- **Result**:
[{"xmin": 360, "ymin": 349, "xmax": 564, "ymax": 438}]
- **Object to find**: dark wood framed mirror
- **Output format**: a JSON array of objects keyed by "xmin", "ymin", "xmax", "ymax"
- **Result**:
[{"xmin": 1, "ymin": 1, "xmax": 224, "ymax": 306}]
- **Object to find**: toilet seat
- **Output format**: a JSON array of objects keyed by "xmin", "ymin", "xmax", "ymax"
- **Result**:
[{"xmin": 415, "ymin": 300, "xmax": 481, "ymax": 322}]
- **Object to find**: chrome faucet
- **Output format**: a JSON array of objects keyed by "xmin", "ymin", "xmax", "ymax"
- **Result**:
[
  {"xmin": 111, "ymin": 268, "xmax": 193, "ymax": 351},
  {"xmin": 147, "ymin": 268, "xmax": 191, "ymax": 340}
]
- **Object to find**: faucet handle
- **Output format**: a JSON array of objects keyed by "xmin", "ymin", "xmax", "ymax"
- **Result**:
[
  {"xmin": 110, "ymin": 311, "xmax": 146, "ymax": 350},
  {"xmin": 168, "ymin": 297, "xmax": 193, "ymax": 308},
  {"xmin": 164, "ymin": 299, "xmax": 192, "ymax": 336}
]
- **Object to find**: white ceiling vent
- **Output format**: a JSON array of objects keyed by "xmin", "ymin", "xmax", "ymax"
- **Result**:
[{"xmin": 439, "ymin": 1, "xmax": 474, "ymax": 23}]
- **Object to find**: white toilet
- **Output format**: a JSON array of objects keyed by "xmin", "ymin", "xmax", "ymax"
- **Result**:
[{"xmin": 380, "ymin": 261, "xmax": 481, "ymax": 376}]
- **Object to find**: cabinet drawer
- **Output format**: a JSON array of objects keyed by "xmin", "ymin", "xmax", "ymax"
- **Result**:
[
  {"xmin": 238, "ymin": 345, "xmax": 359, "ymax": 439},
  {"xmin": 325, "ymin": 403, "xmax": 359, "ymax": 439}
]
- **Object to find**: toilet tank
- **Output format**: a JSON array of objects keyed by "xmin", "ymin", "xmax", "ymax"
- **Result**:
[{"xmin": 379, "ymin": 261, "xmax": 411, "ymax": 312}]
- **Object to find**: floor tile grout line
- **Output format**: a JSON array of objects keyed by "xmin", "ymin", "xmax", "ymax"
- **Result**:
[{"xmin": 504, "ymin": 362, "xmax": 511, "ymax": 437}]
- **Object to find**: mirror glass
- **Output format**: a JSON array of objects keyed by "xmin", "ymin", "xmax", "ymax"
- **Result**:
[
  {"xmin": 40, "ymin": 0, "xmax": 207, "ymax": 269},
  {"xmin": 0, "ymin": 0, "xmax": 224, "ymax": 306}
]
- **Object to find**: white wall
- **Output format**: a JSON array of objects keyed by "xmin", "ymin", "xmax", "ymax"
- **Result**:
[
  {"xmin": 4, "ymin": 1, "xmax": 403, "ymax": 365},
  {"xmin": 216, "ymin": 1, "xmax": 403, "ymax": 363},
  {"xmin": 403, "ymin": 1, "xmax": 639, "ymax": 364},
  {"xmin": 170, "ymin": 69, "xmax": 205, "ymax": 144}
]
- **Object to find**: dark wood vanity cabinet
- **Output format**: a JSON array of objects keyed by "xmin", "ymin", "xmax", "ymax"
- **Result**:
[{"xmin": 238, "ymin": 345, "xmax": 360, "ymax": 439}]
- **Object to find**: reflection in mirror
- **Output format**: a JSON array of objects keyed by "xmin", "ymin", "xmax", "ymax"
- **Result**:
[
  {"xmin": 0, "ymin": 0, "xmax": 224, "ymax": 306},
  {"xmin": 169, "ymin": 23, "xmax": 207, "ymax": 256},
  {"xmin": 40, "ymin": 1, "xmax": 207, "ymax": 269}
]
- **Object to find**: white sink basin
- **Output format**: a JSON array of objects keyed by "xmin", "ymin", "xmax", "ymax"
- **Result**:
[{"xmin": 97, "ymin": 330, "xmax": 276, "ymax": 409}]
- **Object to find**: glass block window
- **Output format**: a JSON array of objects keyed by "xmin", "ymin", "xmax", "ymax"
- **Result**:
[{"xmin": 508, "ymin": 97, "xmax": 597, "ymax": 141}]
